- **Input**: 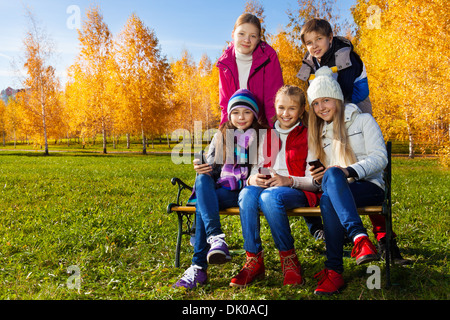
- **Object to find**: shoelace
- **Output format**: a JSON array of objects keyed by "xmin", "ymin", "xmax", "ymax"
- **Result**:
[
  {"xmin": 242, "ymin": 256, "xmax": 259, "ymax": 272},
  {"xmin": 351, "ymin": 237, "xmax": 369, "ymax": 258},
  {"xmin": 281, "ymin": 254, "xmax": 299, "ymax": 274},
  {"xmin": 207, "ymin": 234, "xmax": 227, "ymax": 248},
  {"xmin": 314, "ymin": 269, "xmax": 328, "ymax": 285},
  {"xmin": 181, "ymin": 266, "xmax": 199, "ymax": 284}
]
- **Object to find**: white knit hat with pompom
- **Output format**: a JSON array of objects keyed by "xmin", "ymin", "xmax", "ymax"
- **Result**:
[{"xmin": 307, "ymin": 66, "xmax": 344, "ymax": 105}]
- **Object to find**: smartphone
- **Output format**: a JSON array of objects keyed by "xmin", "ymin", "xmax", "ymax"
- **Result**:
[
  {"xmin": 194, "ymin": 151, "xmax": 207, "ymax": 164},
  {"xmin": 308, "ymin": 159, "xmax": 325, "ymax": 170},
  {"xmin": 258, "ymin": 167, "xmax": 272, "ymax": 179}
]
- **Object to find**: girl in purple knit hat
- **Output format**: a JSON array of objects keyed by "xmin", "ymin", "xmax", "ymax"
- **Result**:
[{"xmin": 173, "ymin": 89, "xmax": 266, "ymax": 289}]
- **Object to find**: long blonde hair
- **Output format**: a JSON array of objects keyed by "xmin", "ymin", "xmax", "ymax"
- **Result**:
[{"xmin": 308, "ymin": 99, "xmax": 356, "ymax": 167}]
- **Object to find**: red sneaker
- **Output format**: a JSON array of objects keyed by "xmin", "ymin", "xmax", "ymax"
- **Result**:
[
  {"xmin": 279, "ymin": 249, "xmax": 305, "ymax": 286},
  {"xmin": 351, "ymin": 235, "xmax": 379, "ymax": 265},
  {"xmin": 314, "ymin": 268, "xmax": 344, "ymax": 295},
  {"xmin": 230, "ymin": 251, "xmax": 265, "ymax": 288}
]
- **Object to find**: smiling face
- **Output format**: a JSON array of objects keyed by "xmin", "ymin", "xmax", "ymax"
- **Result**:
[
  {"xmin": 229, "ymin": 107, "xmax": 255, "ymax": 130},
  {"xmin": 303, "ymin": 31, "xmax": 332, "ymax": 62},
  {"xmin": 276, "ymin": 95, "xmax": 302, "ymax": 130},
  {"xmin": 232, "ymin": 23, "xmax": 260, "ymax": 55},
  {"xmin": 311, "ymin": 97, "xmax": 338, "ymax": 122}
]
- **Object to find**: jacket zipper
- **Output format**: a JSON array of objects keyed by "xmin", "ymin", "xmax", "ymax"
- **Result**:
[{"xmin": 217, "ymin": 60, "xmax": 239, "ymax": 90}]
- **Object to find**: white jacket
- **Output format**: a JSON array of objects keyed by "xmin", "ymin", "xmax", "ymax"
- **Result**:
[{"xmin": 321, "ymin": 104, "xmax": 388, "ymax": 190}]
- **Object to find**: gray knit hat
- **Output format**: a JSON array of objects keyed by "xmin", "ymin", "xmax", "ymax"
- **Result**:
[{"xmin": 307, "ymin": 66, "xmax": 344, "ymax": 105}]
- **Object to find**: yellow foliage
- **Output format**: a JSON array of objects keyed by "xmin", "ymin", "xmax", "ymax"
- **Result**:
[{"xmin": 352, "ymin": 0, "xmax": 449, "ymax": 157}]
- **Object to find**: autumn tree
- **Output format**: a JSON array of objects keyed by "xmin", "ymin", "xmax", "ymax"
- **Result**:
[
  {"xmin": 114, "ymin": 13, "xmax": 171, "ymax": 154},
  {"xmin": 70, "ymin": 5, "xmax": 113, "ymax": 154},
  {"xmin": 352, "ymin": 0, "xmax": 449, "ymax": 158},
  {"xmin": 0, "ymin": 99, "xmax": 6, "ymax": 145},
  {"xmin": 20, "ymin": 9, "xmax": 62, "ymax": 155},
  {"xmin": 269, "ymin": 30, "xmax": 305, "ymax": 90},
  {"xmin": 197, "ymin": 54, "xmax": 220, "ymax": 135},
  {"xmin": 170, "ymin": 50, "xmax": 202, "ymax": 144},
  {"xmin": 4, "ymin": 94, "xmax": 24, "ymax": 147},
  {"xmin": 287, "ymin": 0, "xmax": 343, "ymax": 41}
]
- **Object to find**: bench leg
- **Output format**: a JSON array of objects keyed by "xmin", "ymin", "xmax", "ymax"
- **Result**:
[
  {"xmin": 175, "ymin": 213, "xmax": 183, "ymax": 268},
  {"xmin": 384, "ymin": 213, "xmax": 392, "ymax": 288}
]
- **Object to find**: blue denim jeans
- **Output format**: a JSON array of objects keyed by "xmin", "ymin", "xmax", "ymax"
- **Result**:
[
  {"xmin": 192, "ymin": 174, "xmax": 239, "ymax": 270},
  {"xmin": 320, "ymin": 167, "xmax": 384, "ymax": 273},
  {"xmin": 238, "ymin": 185, "xmax": 309, "ymax": 253}
]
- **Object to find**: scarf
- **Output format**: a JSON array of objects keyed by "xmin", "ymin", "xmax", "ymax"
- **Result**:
[
  {"xmin": 216, "ymin": 129, "xmax": 256, "ymax": 190},
  {"xmin": 187, "ymin": 129, "xmax": 257, "ymax": 205}
]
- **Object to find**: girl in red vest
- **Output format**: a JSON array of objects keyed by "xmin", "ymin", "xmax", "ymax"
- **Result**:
[
  {"xmin": 217, "ymin": 13, "xmax": 284, "ymax": 127},
  {"xmin": 230, "ymin": 85, "xmax": 320, "ymax": 288}
]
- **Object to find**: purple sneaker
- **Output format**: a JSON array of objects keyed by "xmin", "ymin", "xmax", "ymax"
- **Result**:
[
  {"xmin": 207, "ymin": 234, "xmax": 231, "ymax": 264},
  {"xmin": 172, "ymin": 265, "xmax": 207, "ymax": 289}
]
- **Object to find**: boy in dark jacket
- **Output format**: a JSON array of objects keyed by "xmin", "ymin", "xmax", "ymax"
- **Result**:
[{"xmin": 297, "ymin": 18, "xmax": 372, "ymax": 114}]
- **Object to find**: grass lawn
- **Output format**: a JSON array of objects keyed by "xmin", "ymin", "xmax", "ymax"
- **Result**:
[{"xmin": 0, "ymin": 151, "xmax": 448, "ymax": 301}]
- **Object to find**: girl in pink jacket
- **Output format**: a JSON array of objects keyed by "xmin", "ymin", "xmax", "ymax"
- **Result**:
[{"xmin": 217, "ymin": 13, "xmax": 284, "ymax": 127}]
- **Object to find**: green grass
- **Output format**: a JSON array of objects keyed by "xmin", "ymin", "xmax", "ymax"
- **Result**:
[
  {"xmin": 0, "ymin": 152, "xmax": 448, "ymax": 300},
  {"xmin": 0, "ymin": 138, "xmax": 432, "ymax": 155}
]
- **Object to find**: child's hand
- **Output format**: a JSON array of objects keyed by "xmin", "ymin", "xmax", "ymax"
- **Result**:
[
  {"xmin": 249, "ymin": 174, "xmax": 270, "ymax": 188},
  {"xmin": 266, "ymin": 174, "xmax": 291, "ymax": 187},
  {"xmin": 193, "ymin": 159, "xmax": 212, "ymax": 175},
  {"xmin": 310, "ymin": 166, "xmax": 326, "ymax": 184}
]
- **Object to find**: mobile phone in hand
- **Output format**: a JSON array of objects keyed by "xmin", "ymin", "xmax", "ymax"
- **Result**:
[
  {"xmin": 258, "ymin": 167, "xmax": 272, "ymax": 179},
  {"xmin": 308, "ymin": 159, "xmax": 325, "ymax": 170},
  {"xmin": 194, "ymin": 151, "xmax": 207, "ymax": 164}
]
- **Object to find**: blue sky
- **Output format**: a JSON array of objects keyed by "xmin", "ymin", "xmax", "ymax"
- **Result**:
[{"xmin": 0, "ymin": 0, "xmax": 356, "ymax": 90}]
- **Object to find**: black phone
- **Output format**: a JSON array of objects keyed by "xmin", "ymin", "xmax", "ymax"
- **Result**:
[
  {"xmin": 194, "ymin": 150, "xmax": 207, "ymax": 164},
  {"xmin": 308, "ymin": 159, "xmax": 325, "ymax": 170},
  {"xmin": 258, "ymin": 167, "xmax": 272, "ymax": 179}
]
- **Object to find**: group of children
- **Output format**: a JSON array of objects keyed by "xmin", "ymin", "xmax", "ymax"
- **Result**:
[{"xmin": 173, "ymin": 14, "xmax": 409, "ymax": 295}]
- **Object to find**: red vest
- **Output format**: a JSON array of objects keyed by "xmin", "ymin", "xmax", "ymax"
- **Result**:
[{"xmin": 263, "ymin": 125, "xmax": 320, "ymax": 207}]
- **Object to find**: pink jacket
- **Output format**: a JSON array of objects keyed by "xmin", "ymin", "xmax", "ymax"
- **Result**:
[{"xmin": 216, "ymin": 41, "xmax": 284, "ymax": 127}]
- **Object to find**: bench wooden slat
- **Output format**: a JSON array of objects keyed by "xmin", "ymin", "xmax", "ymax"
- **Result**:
[{"xmin": 169, "ymin": 205, "xmax": 383, "ymax": 216}]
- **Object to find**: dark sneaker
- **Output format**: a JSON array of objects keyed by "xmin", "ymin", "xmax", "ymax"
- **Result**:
[
  {"xmin": 172, "ymin": 265, "xmax": 207, "ymax": 289},
  {"xmin": 377, "ymin": 237, "xmax": 411, "ymax": 265},
  {"xmin": 207, "ymin": 234, "xmax": 231, "ymax": 264}
]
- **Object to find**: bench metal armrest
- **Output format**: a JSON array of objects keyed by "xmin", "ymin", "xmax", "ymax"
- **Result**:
[{"xmin": 170, "ymin": 177, "xmax": 193, "ymax": 208}]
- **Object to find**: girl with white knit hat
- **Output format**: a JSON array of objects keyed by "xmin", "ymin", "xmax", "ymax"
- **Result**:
[{"xmin": 306, "ymin": 66, "xmax": 388, "ymax": 295}]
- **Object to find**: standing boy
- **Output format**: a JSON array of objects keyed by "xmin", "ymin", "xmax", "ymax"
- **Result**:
[{"xmin": 297, "ymin": 18, "xmax": 372, "ymax": 114}]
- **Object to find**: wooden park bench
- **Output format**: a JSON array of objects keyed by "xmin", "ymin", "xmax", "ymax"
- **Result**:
[{"xmin": 167, "ymin": 142, "xmax": 394, "ymax": 287}]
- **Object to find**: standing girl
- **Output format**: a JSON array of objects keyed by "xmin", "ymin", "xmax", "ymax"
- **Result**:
[
  {"xmin": 306, "ymin": 66, "xmax": 388, "ymax": 294},
  {"xmin": 217, "ymin": 13, "xmax": 284, "ymax": 127},
  {"xmin": 173, "ymin": 89, "xmax": 264, "ymax": 289},
  {"xmin": 230, "ymin": 85, "xmax": 320, "ymax": 288}
]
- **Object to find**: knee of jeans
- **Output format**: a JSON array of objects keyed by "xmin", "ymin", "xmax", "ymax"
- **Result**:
[
  {"xmin": 238, "ymin": 186, "xmax": 259, "ymax": 206},
  {"xmin": 259, "ymin": 189, "xmax": 281, "ymax": 211},
  {"xmin": 323, "ymin": 167, "xmax": 346, "ymax": 187},
  {"xmin": 195, "ymin": 173, "xmax": 212, "ymax": 187}
]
